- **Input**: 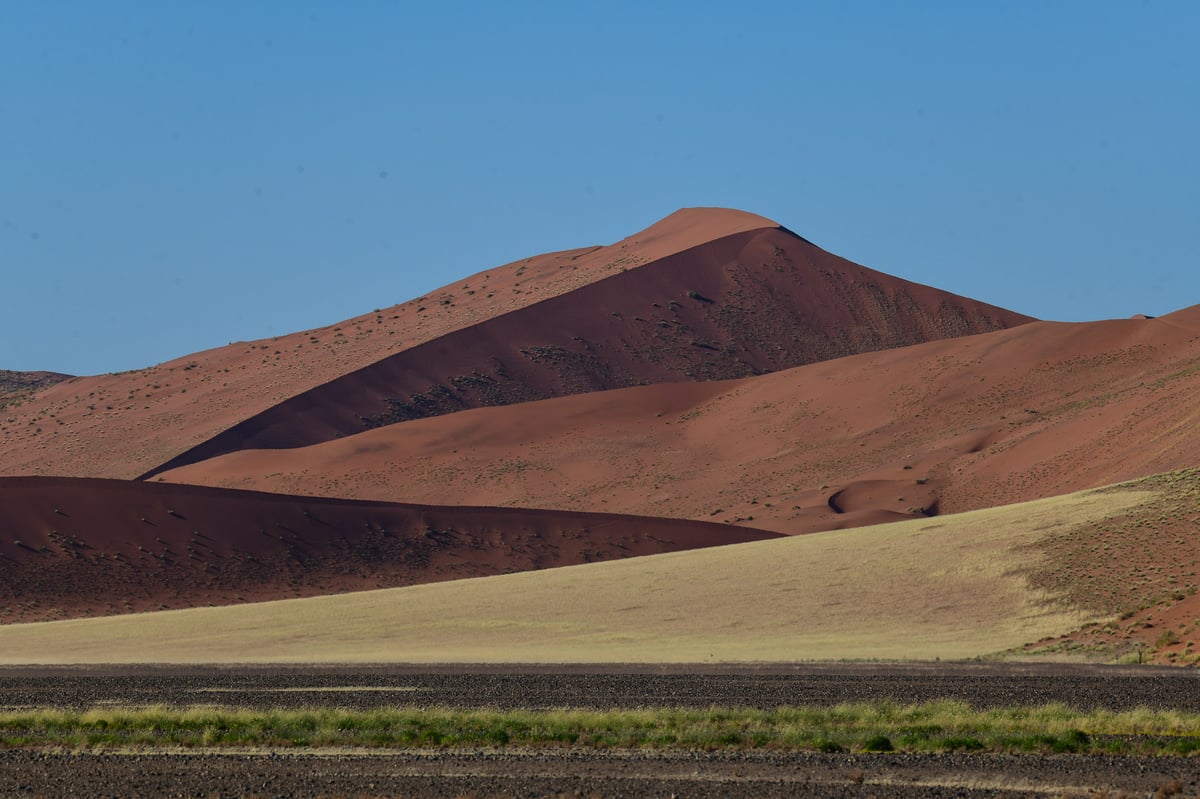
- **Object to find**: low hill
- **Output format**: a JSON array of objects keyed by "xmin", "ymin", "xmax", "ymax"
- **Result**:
[
  {"xmin": 3, "ymin": 470, "xmax": 1194, "ymax": 665},
  {"xmin": 158, "ymin": 306, "xmax": 1200, "ymax": 534},
  {"xmin": 0, "ymin": 476, "xmax": 778, "ymax": 623}
]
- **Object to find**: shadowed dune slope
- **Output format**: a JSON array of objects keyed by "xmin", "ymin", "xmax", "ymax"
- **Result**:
[
  {"xmin": 0, "ymin": 476, "xmax": 779, "ymax": 624},
  {"xmin": 159, "ymin": 305, "xmax": 1200, "ymax": 534},
  {"xmin": 0, "ymin": 481, "xmax": 1160, "ymax": 664},
  {"xmin": 141, "ymin": 222, "xmax": 1031, "ymax": 478},
  {"xmin": 0, "ymin": 208, "xmax": 783, "ymax": 480}
]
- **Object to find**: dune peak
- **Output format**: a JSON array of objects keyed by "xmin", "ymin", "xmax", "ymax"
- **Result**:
[{"xmin": 610, "ymin": 207, "xmax": 779, "ymax": 251}]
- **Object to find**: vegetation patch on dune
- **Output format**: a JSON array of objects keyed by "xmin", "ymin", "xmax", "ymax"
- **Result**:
[
  {"xmin": 1015, "ymin": 468, "xmax": 1200, "ymax": 664},
  {"xmin": 1025, "ymin": 468, "xmax": 1200, "ymax": 615},
  {"xmin": 2, "ymin": 702, "xmax": 1199, "ymax": 756}
]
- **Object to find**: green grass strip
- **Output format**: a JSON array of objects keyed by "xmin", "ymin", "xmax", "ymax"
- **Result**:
[{"xmin": 1, "ymin": 701, "xmax": 1199, "ymax": 755}]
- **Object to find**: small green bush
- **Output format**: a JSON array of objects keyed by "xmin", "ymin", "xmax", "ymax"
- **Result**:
[{"xmin": 862, "ymin": 734, "xmax": 894, "ymax": 752}]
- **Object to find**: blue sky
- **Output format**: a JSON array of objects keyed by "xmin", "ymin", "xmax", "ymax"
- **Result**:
[{"xmin": 3, "ymin": 1, "xmax": 1197, "ymax": 375}]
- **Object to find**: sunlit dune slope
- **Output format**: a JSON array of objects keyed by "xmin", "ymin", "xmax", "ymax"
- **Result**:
[
  {"xmin": 0, "ymin": 208, "xmax": 783, "ymax": 479},
  {"xmin": 140, "ymin": 214, "xmax": 1029, "ymax": 478},
  {"xmin": 160, "ymin": 305, "xmax": 1200, "ymax": 534}
]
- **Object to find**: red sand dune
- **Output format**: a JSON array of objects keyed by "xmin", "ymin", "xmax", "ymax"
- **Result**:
[
  {"xmin": 157, "ymin": 305, "xmax": 1200, "ymax": 534},
  {"xmin": 140, "ymin": 223, "xmax": 1030, "ymax": 478},
  {"xmin": 0, "ymin": 476, "xmax": 779, "ymax": 623},
  {"xmin": 0, "ymin": 209, "xmax": 779, "ymax": 480},
  {"xmin": 0, "ymin": 208, "xmax": 1031, "ymax": 482}
]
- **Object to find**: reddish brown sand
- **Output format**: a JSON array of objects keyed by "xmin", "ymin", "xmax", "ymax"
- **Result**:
[
  {"xmin": 139, "ymin": 224, "xmax": 1029, "ymax": 479},
  {"xmin": 1024, "ymin": 592, "xmax": 1200, "ymax": 666},
  {"xmin": 0, "ymin": 476, "xmax": 778, "ymax": 623},
  {"xmin": 0, "ymin": 208, "xmax": 1030, "ymax": 481},
  {"xmin": 159, "ymin": 306, "xmax": 1200, "ymax": 535},
  {"xmin": 0, "ymin": 209, "xmax": 779, "ymax": 479}
]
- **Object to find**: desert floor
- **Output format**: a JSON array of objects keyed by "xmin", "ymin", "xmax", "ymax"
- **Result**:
[{"xmin": 1, "ymin": 663, "xmax": 1198, "ymax": 798}]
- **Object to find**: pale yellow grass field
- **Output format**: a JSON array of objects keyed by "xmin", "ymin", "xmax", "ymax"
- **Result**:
[{"xmin": 0, "ymin": 487, "xmax": 1150, "ymax": 664}]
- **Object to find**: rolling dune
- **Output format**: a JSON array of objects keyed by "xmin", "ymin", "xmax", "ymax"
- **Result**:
[
  {"xmin": 0, "ymin": 208, "xmax": 1030, "ymax": 481},
  {"xmin": 0, "ymin": 476, "xmax": 778, "ymax": 623},
  {"xmin": 158, "ymin": 306, "xmax": 1200, "ymax": 534},
  {"xmin": 0, "ymin": 482, "xmax": 1156, "ymax": 664}
]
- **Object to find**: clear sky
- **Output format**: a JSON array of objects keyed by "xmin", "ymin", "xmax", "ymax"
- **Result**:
[{"xmin": 3, "ymin": 1, "xmax": 1197, "ymax": 376}]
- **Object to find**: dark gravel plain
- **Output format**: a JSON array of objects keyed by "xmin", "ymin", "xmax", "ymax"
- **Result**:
[
  {"xmin": 2, "ymin": 748, "xmax": 1199, "ymax": 799},
  {"xmin": 2, "ymin": 661, "xmax": 1199, "ymax": 712},
  {"xmin": 1, "ymin": 662, "xmax": 1198, "ymax": 798}
]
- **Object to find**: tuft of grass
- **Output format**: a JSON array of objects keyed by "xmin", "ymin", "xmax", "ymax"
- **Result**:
[{"xmin": 0, "ymin": 701, "xmax": 1198, "ymax": 756}]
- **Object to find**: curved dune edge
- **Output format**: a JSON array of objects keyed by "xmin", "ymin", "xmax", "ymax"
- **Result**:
[
  {"xmin": 0, "ymin": 485, "xmax": 1152, "ymax": 664},
  {"xmin": 0, "ymin": 476, "xmax": 778, "ymax": 624},
  {"xmin": 156, "ymin": 308, "xmax": 1200, "ymax": 535},
  {"xmin": 140, "ymin": 221, "xmax": 1029, "ymax": 478}
]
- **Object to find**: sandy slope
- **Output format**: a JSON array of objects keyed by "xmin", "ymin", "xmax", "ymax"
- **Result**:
[
  {"xmin": 159, "ymin": 306, "xmax": 1200, "ymax": 534},
  {"xmin": 0, "ymin": 208, "xmax": 1030, "ymax": 481},
  {"xmin": 0, "ymin": 476, "xmax": 778, "ymax": 623},
  {"xmin": 0, "ymin": 484, "xmax": 1151, "ymax": 664},
  {"xmin": 140, "ymin": 223, "xmax": 1029, "ymax": 478},
  {"xmin": 0, "ymin": 209, "xmax": 773, "ymax": 478}
]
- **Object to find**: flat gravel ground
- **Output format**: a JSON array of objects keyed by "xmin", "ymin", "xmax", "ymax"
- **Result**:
[
  {"xmin": 0, "ymin": 749, "xmax": 1197, "ymax": 799},
  {"xmin": 1, "ymin": 663, "xmax": 1198, "ymax": 798},
  {"xmin": 1, "ymin": 662, "xmax": 1198, "ymax": 711}
]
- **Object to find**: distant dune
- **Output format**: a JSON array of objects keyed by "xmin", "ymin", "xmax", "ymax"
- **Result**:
[
  {"xmin": 138, "ymin": 214, "xmax": 1030, "ymax": 479},
  {"xmin": 0, "ymin": 476, "xmax": 778, "ymax": 623},
  {"xmin": 0, "ymin": 208, "xmax": 1030, "ymax": 481},
  {"xmin": 159, "ymin": 305, "xmax": 1200, "ymax": 534}
]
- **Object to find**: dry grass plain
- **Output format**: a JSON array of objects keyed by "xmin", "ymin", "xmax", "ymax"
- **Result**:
[{"xmin": 0, "ymin": 483, "xmax": 1158, "ymax": 665}]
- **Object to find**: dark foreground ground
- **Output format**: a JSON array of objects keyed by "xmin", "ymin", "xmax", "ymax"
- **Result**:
[
  {"xmin": 3, "ymin": 748, "xmax": 1197, "ymax": 799},
  {"xmin": 4, "ymin": 661, "xmax": 1200, "ymax": 711},
  {"xmin": 1, "ymin": 662, "xmax": 1198, "ymax": 798}
]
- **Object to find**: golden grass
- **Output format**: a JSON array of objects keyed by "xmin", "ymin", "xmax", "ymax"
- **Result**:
[{"xmin": 0, "ymin": 484, "xmax": 1153, "ymax": 664}]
